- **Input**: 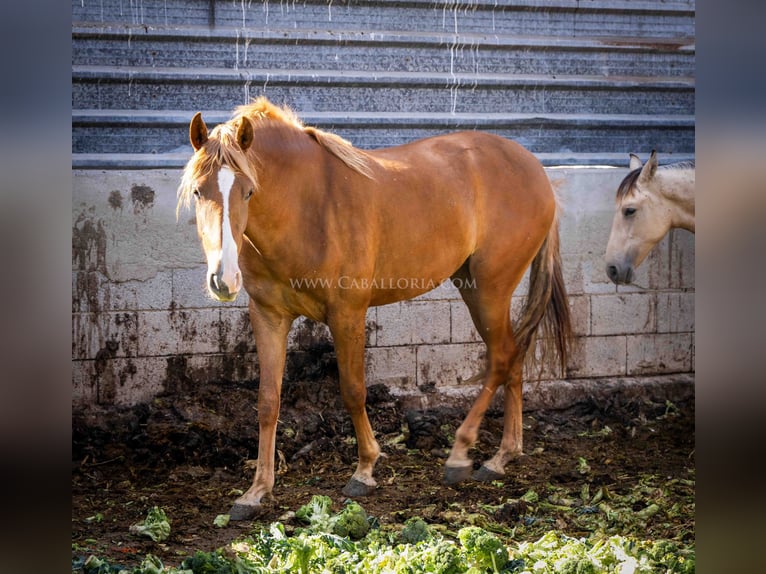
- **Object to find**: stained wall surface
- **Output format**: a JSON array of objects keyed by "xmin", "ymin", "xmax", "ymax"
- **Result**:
[{"xmin": 72, "ymin": 167, "xmax": 694, "ymax": 407}]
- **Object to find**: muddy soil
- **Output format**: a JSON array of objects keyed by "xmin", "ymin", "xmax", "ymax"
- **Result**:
[{"xmin": 72, "ymin": 377, "xmax": 694, "ymax": 569}]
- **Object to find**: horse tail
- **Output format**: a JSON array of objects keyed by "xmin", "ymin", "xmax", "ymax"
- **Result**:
[{"xmin": 514, "ymin": 191, "xmax": 572, "ymax": 380}]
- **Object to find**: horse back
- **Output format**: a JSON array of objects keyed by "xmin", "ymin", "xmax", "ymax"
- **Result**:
[
  {"xmin": 368, "ymin": 130, "xmax": 554, "ymax": 240},
  {"xmin": 358, "ymin": 132, "xmax": 554, "ymax": 300}
]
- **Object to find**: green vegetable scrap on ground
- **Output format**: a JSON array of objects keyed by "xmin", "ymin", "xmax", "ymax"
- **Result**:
[
  {"xmin": 128, "ymin": 507, "xmax": 171, "ymax": 543},
  {"xmin": 332, "ymin": 500, "xmax": 372, "ymax": 540},
  {"xmin": 294, "ymin": 494, "xmax": 372, "ymax": 540},
  {"xmin": 458, "ymin": 526, "xmax": 510, "ymax": 573},
  {"xmin": 76, "ymin": 497, "xmax": 694, "ymax": 573},
  {"xmin": 400, "ymin": 516, "xmax": 432, "ymax": 545},
  {"xmin": 295, "ymin": 494, "xmax": 334, "ymax": 529}
]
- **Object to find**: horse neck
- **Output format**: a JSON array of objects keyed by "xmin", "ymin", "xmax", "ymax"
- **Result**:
[
  {"xmin": 245, "ymin": 126, "xmax": 321, "ymax": 238},
  {"xmin": 656, "ymin": 168, "xmax": 695, "ymax": 232}
]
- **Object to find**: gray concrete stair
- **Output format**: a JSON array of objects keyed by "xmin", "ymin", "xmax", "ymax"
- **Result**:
[
  {"xmin": 72, "ymin": 66, "xmax": 693, "ymax": 114},
  {"xmin": 72, "ymin": 0, "xmax": 696, "ymax": 39},
  {"xmin": 71, "ymin": 0, "xmax": 695, "ymax": 167},
  {"xmin": 72, "ymin": 108, "xmax": 694, "ymax": 166},
  {"xmin": 72, "ymin": 25, "xmax": 695, "ymax": 78}
]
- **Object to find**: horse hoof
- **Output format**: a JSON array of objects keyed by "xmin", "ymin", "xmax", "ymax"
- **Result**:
[
  {"xmin": 228, "ymin": 502, "xmax": 260, "ymax": 521},
  {"xmin": 472, "ymin": 465, "xmax": 504, "ymax": 483},
  {"xmin": 443, "ymin": 464, "xmax": 473, "ymax": 486},
  {"xmin": 342, "ymin": 478, "xmax": 376, "ymax": 498}
]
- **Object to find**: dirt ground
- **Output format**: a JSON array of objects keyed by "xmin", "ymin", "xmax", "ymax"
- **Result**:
[{"xmin": 71, "ymin": 376, "xmax": 695, "ymax": 570}]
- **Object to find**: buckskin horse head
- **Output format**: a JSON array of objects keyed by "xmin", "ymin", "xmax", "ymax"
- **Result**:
[{"xmin": 605, "ymin": 151, "xmax": 695, "ymax": 285}]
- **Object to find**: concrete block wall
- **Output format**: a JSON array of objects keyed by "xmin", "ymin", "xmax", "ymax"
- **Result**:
[{"xmin": 72, "ymin": 167, "xmax": 694, "ymax": 408}]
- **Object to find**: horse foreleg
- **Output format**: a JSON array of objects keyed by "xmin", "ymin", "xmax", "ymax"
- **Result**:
[
  {"xmin": 329, "ymin": 312, "xmax": 381, "ymax": 498},
  {"xmin": 472, "ymin": 361, "xmax": 524, "ymax": 482},
  {"xmin": 229, "ymin": 303, "xmax": 292, "ymax": 521}
]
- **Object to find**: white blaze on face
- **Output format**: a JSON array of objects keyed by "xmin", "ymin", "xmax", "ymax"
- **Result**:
[{"xmin": 208, "ymin": 167, "xmax": 242, "ymax": 295}]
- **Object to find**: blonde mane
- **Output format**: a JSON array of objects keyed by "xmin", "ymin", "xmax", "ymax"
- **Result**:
[{"xmin": 177, "ymin": 98, "xmax": 376, "ymax": 216}]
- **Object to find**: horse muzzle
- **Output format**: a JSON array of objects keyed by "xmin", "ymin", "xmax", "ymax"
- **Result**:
[
  {"xmin": 207, "ymin": 269, "xmax": 242, "ymax": 302},
  {"xmin": 605, "ymin": 262, "xmax": 634, "ymax": 285}
]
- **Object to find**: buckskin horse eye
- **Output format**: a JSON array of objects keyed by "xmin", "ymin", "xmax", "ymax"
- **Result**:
[{"xmin": 623, "ymin": 207, "xmax": 636, "ymax": 217}]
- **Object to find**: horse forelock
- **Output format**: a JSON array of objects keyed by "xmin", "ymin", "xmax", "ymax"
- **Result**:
[
  {"xmin": 176, "ymin": 123, "xmax": 258, "ymax": 218},
  {"xmin": 615, "ymin": 168, "xmax": 641, "ymax": 202}
]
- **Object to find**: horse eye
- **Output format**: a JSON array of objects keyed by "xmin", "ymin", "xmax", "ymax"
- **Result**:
[
  {"xmin": 244, "ymin": 188, "xmax": 254, "ymax": 200},
  {"xmin": 192, "ymin": 188, "xmax": 201, "ymax": 199},
  {"xmin": 623, "ymin": 207, "xmax": 637, "ymax": 217}
]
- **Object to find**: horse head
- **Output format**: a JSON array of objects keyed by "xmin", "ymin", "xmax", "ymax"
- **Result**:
[
  {"xmin": 180, "ymin": 112, "xmax": 257, "ymax": 302},
  {"xmin": 605, "ymin": 150, "xmax": 673, "ymax": 285}
]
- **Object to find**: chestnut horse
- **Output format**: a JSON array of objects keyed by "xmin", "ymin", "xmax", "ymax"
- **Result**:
[
  {"xmin": 605, "ymin": 151, "xmax": 695, "ymax": 285},
  {"xmin": 178, "ymin": 97, "xmax": 571, "ymax": 520}
]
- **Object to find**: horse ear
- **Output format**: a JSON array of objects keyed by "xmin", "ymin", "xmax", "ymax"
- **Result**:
[
  {"xmin": 629, "ymin": 153, "xmax": 642, "ymax": 171},
  {"xmin": 638, "ymin": 150, "xmax": 658, "ymax": 182},
  {"xmin": 237, "ymin": 117, "xmax": 254, "ymax": 152},
  {"xmin": 189, "ymin": 112, "xmax": 208, "ymax": 151}
]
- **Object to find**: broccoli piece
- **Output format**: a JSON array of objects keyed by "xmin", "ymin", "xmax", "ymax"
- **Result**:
[
  {"xmin": 181, "ymin": 549, "xmax": 237, "ymax": 573},
  {"xmin": 332, "ymin": 500, "xmax": 371, "ymax": 540},
  {"xmin": 558, "ymin": 556, "xmax": 597, "ymax": 574},
  {"xmin": 400, "ymin": 516, "xmax": 432, "ymax": 544},
  {"xmin": 129, "ymin": 506, "xmax": 171, "ymax": 542},
  {"xmin": 422, "ymin": 539, "xmax": 466, "ymax": 574},
  {"xmin": 647, "ymin": 539, "xmax": 678, "ymax": 562},
  {"xmin": 647, "ymin": 540, "xmax": 695, "ymax": 574},
  {"xmin": 458, "ymin": 526, "xmax": 510, "ymax": 573}
]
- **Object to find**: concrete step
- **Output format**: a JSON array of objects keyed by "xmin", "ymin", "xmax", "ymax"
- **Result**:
[
  {"xmin": 71, "ymin": 65, "xmax": 695, "ymax": 116},
  {"xmin": 71, "ymin": 1, "xmax": 695, "ymax": 165},
  {"xmin": 72, "ymin": 24, "xmax": 695, "ymax": 78},
  {"xmin": 72, "ymin": 150, "xmax": 695, "ymax": 170},
  {"xmin": 72, "ymin": 109, "xmax": 695, "ymax": 156},
  {"xmin": 72, "ymin": 0, "xmax": 695, "ymax": 39}
]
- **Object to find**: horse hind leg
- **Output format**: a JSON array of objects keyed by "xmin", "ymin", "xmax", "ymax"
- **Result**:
[
  {"xmin": 444, "ymin": 315, "xmax": 527, "ymax": 485},
  {"xmin": 444, "ymin": 268, "xmax": 521, "ymax": 485},
  {"xmin": 472, "ymin": 358, "xmax": 525, "ymax": 482}
]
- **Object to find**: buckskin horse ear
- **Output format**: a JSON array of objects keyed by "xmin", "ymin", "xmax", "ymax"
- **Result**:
[
  {"xmin": 629, "ymin": 153, "xmax": 642, "ymax": 171},
  {"xmin": 236, "ymin": 117, "xmax": 254, "ymax": 152},
  {"xmin": 638, "ymin": 149, "xmax": 658, "ymax": 183},
  {"xmin": 189, "ymin": 112, "xmax": 208, "ymax": 151}
]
